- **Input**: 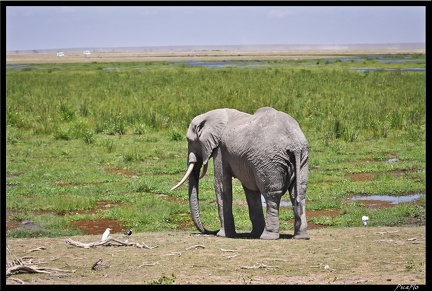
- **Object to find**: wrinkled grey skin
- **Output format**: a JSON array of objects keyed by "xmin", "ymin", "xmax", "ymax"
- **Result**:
[{"xmin": 177, "ymin": 107, "xmax": 309, "ymax": 240}]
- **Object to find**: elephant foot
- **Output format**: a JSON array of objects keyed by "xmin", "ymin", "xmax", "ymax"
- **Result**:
[
  {"xmin": 260, "ymin": 230, "xmax": 280, "ymax": 240},
  {"xmin": 250, "ymin": 226, "xmax": 265, "ymax": 238},
  {"xmin": 250, "ymin": 231, "xmax": 262, "ymax": 238},
  {"xmin": 293, "ymin": 231, "xmax": 310, "ymax": 240},
  {"xmin": 216, "ymin": 229, "xmax": 226, "ymax": 237},
  {"xmin": 217, "ymin": 229, "xmax": 236, "ymax": 238}
]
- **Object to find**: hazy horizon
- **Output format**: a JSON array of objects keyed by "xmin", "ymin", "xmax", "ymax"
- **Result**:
[{"xmin": 6, "ymin": 42, "xmax": 426, "ymax": 54}]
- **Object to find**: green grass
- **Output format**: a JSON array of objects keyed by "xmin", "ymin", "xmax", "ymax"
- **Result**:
[{"xmin": 6, "ymin": 55, "xmax": 426, "ymax": 238}]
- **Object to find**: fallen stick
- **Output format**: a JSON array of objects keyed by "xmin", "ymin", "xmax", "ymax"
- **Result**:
[
  {"xmin": 164, "ymin": 252, "xmax": 182, "ymax": 256},
  {"xmin": 8, "ymin": 277, "xmax": 25, "ymax": 284},
  {"xmin": 139, "ymin": 262, "xmax": 159, "ymax": 268},
  {"xmin": 239, "ymin": 263, "xmax": 278, "ymax": 269},
  {"xmin": 6, "ymin": 244, "xmax": 75, "ymax": 279},
  {"xmin": 27, "ymin": 247, "xmax": 46, "ymax": 253},
  {"xmin": 66, "ymin": 237, "xmax": 158, "ymax": 249},
  {"xmin": 6, "ymin": 264, "xmax": 76, "ymax": 277},
  {"xmin": 65, "ymin": 237, "xmax": 158, "ymax": 249},
  {"xmin": 186, "ymin": 244, "xmax": 205, "ymax": 250},
  {"xmin": 6, "ymin": 265, "xmax": 50, "ymax": 276}
]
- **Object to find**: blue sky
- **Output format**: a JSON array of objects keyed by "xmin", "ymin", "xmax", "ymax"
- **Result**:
[{"xmin": 5, "ymin": 5, "xmax": 426, "ymax": 51}]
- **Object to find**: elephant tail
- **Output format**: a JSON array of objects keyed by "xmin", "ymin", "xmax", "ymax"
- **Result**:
[{"xmin": 294, "ymin": 148, "xmax": 308, "ymax": 204}]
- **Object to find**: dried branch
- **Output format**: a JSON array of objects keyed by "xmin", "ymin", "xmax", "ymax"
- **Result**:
[
  {"xmin": 186, "ymin": 244, "xmax": 206, "ymax": 250},
  {"xmin": 138, "ymin": 242, "xmax": 159, "ymax": 249},
  {"xmin": 6, "ymin": 244, "xmax": 23, "ymax": 267},
  {"xmin": 7, "ymin": 244, "xmax": 74, "ymax": 278},
  {"xmin": 6, "ymin": 264, "xmax": 76, "ymax": 277},
  {"xmin": 6, "ymin": 265, "xmax": 50, "ymax": 276},
  {"xmin": 139, "ymin": 262, "xmax": 159, "ymax": 268},
  {"xmin": 38, "ymin": 267, "xmax": 76, "ymax": 273},
  {"xmin": 27, "ymin": 247, "xmax": 46, "ymax": 253},
  {"xmin": 65, "ymin": 237, "xmax": 158, "ymax": 249},
  {"xmin": 220, "ymin": 248, "xmax": 237, "ymax": 252},
  {"xmin": 8, "ymin": 277, "xmax": 25, "ymax": 284},
  {"xmin": 239, "ymin": 263, "xmax": 278, "ymax": 269},
  {"xmin": 164, "ymin": 252, "xmax": 181, "ymax": 256}
]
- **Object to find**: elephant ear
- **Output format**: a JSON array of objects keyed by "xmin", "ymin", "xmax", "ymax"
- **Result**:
[{"xmin": 196, "ymin": 109, "xmax": 229, "ymax": 165}]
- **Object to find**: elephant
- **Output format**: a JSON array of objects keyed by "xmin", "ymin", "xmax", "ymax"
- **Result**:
[{"xmin": 171, "ymin": 106, "xmax": 309, "ymax": 240}]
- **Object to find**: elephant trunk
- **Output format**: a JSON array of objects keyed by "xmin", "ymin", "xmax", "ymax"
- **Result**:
[
  {"xmin": 171, "ymin": 152, "xmax": 218, "ymax": 235},
  {"xmin": 188, "ymin": 165, "xmax": 205, "ymax": 233},
  {"xmin": 188, "ymin": 165, "xmax": 219, "ymax": 235},
  {"xmin": 188, "ymin": 151, "xmax": 218, "ymax": 235}
]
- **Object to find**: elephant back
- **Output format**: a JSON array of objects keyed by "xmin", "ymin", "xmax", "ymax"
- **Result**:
[{"xmin": 253, "ymin": 107, "xmax": 308, "ymax": 148}]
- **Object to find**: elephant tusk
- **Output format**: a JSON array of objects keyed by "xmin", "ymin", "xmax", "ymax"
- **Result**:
[
  {"xmin": 171, "ymin": 162, "xmax": 195, "ymax": 190},
  {"xmin": 199, "ymin": 162, "xmax": 208, "ymax": 179}
]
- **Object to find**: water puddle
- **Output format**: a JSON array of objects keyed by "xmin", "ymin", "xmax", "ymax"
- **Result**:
[
  {"xmin": 378, "ymin": 59, "xmax": 424, "ymax": 64},
  {"xmin": 181, "ymin": 60, "xmax": 424, "ymax": 72},
  {"xmin": 262, "ymin": 196, "xmax": 291, "ymax": 207},
  {"xmin": 352, "ymin": 68, "xmax": 425, "ymax": 73},
  {"xmin": 320, "ymin": 57, "xmax": 424, "ymax": 64},
  {"xmin": 183, "ymin": 60, "xmax": 269, "ymax": 68},
  {"xmin": 6, "ymin": 57, "xmax": 424, "ymax": 73},
  {"xmin": 6, "ymin": 64, "xmax": 40, "ymax": 70},
  {"xmin": 261, "ymin": 192, "xmax": 424, "ymax": 208},
  {"xmin": 350, "ymin": 193, "xmax": 424, "ymax": 207}
]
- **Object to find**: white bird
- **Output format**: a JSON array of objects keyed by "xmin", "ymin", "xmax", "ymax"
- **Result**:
[
  {"xmin": 362, "ymin": 216, "xmax": 369, "ymax": 226},
  {"xmin": 101, "ymin": 228, "xmax": 111, "ymax": 241}
]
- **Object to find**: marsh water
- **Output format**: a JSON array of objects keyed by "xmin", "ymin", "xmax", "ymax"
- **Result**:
[
  {"xmin": 350, "ymin": 193, "xmax": 424, "ymax": 205},
  {"xmin": 181, "ymin": 54, "xmax": 425, "ymax": 72},
  {"xmin": 263, "ymin": 193, "xmax": 425, "ymax": 207},
  {"xmin": 6, "ymin": 54, "xmax": 425, "ymax": 73}
]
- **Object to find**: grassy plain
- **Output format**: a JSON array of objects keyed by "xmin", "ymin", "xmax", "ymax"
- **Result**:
[{"xmin": 5, "ymin": 49, "xmax": 426, "ymax": 285}]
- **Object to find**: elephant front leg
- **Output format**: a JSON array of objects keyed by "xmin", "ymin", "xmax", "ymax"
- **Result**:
[
  {"xmin": 214, "ymin": 171, "xmax": 236, "ymax": 238},
  {"xmin": 261, "ymin": 191, "xmax": 283, "ymax": 240},
  {"xmin": 243, "ymin": 187, "xmax": 265, "ymax": 238}
]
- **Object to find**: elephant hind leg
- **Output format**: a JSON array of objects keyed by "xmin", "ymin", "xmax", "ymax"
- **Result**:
[
  {"xmin": 260, "ymin": 230, "xmax": 280, "ymax": 240},
  {"xmin": 294, "ymin": 232, "xmax": 310, "ymax": 240},
  {"xmin": 243, "ymin": 187, "xmax": 265, "ymax": 238},
  {"xmin": 260, "ymin": 190, "xmax": 283, "ymax": 240},
  {"xmin": 293, "ymin": 206, "xmax": 310, "ymax": 239},
  {"xmin": 289, "ymin": 190, "xmax": 310, "ymax": 240}
]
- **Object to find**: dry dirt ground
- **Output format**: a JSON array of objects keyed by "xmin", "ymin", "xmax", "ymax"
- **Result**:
[
  {"xmin": 5, "ymin": 49, "xmax": 425, "ymax": 64},
  {"xmin": 6, "ymin": 226, "xmax": 425, "ymax": 285}
]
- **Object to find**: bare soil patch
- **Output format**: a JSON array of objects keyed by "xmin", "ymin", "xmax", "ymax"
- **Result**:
[{"xmin": 6, "ymin": 226, "xmax": 425, "ymax": 285}]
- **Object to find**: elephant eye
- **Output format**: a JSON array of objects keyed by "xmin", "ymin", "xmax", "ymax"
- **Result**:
[{"xmin": 197, "ymin": 121, "xmax": 206, "ymax": 136}]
